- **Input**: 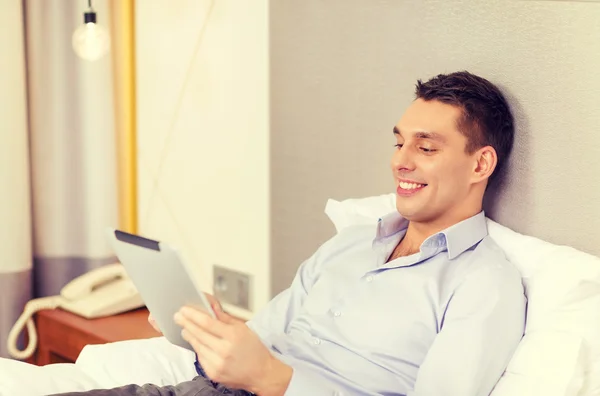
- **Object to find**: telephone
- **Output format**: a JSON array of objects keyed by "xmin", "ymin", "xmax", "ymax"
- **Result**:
[{"xmin": 7, "ymin": 263, "xmax": 144, "ymax": 360}]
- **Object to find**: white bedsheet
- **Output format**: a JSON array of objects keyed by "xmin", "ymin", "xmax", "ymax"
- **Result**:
[{"xmin": 0, "ymin": 337, "xmax": 197, "ymax": 396}]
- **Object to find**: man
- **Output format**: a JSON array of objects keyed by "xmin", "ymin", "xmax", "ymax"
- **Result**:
[{"xmin": 59, "ymin": 71, "xmax": 526, "ymax": 396}]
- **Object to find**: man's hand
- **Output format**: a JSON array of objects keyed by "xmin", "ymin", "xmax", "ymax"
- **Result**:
[
  {"xmin": 148, "ymin": 313, "xmax": 161, "ymax": 333},
  {"xmin": 174, "ymin": 306, "xmax": 292, "ymax": 395},
  {"xmin": 148, "ymin": 293, "xmax": 224, "ymax": 334}
]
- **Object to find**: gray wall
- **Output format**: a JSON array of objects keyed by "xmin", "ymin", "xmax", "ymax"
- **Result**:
[{"xmin": 270, "ymin": 0, "xmax": 600, "ymax": 295}]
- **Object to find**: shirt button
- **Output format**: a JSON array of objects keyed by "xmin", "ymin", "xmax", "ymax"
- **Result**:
[
  {"xmin": 333, "ymin": 311, "xmax": 341, "ymax": 317},
  {"xmin": 366, "ymin": 276, "xmax": 373, "ymax": 282},
  {"xmin": 313, "ymin": 337, "xmax": 321, "ymax": 345}
]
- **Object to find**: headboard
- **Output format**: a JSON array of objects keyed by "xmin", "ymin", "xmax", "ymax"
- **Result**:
[{"xmin": 270, "ymin": 0, "xmax": 600, "ymax": 294}]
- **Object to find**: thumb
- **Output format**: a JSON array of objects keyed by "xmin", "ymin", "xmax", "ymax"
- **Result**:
[
  {"xmin": 214, "ymin": 308, "xmax": 239, "ymax": 325},
  {"xmin": 210, "ymin": 300, "xmax": 223, "ymax": 313},
  {"xmin": 204, "ymin": 293, "xmax": 223, "ymax": 313}
]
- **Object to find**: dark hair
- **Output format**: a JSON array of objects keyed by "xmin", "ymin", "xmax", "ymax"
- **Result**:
[{"xmin": 415, "ymin": 71, "xmax": 514, "ymax": 183}]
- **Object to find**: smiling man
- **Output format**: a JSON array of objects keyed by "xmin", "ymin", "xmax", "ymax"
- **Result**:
[{"xmin": 58, "ymin": 71, "xmax": 526, "ymax": 396}]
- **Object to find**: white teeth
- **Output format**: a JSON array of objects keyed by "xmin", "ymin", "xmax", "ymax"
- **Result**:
[{"xmin": 399, "ymin": 181, "xmax": 424, "ymax": 190}]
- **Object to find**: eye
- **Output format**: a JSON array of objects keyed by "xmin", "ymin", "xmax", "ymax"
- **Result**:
[
  {"xmin": 394, "ymin": 144, "xmax": 403, "ymax": 149},
  {"xmin": 420, "ymin": 147, "xmax": 436, "ymax": 153}
]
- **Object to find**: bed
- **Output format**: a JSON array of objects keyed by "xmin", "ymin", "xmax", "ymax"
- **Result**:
[{"xmin": 1, "ymin": 194, "xmax": 599, "ymax": 396}]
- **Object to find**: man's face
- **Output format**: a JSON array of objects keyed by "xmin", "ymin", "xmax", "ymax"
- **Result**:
[{"xmin": 391, "ymin": 98, "xmax": 479, "ymax": 223}]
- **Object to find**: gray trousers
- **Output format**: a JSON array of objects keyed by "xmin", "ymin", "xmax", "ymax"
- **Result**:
[{"xmin": 50, "ymin": 376, "xmax": 253, "ymax": 396}]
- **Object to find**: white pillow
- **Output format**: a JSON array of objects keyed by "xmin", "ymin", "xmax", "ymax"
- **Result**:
[
  {"xmin": 75, "ymin": 336, "xmax": 197, "ymax": 388},
  {"xmin": 324, "ymin": 194, "xmax": 600, "ymax": 396},
  {"xmin": 0, "ymin": 337, "xmax": 197, "ymax": 395},
  {"xmin": 0, "ymin": 357, "xmax": 99, "ymax": 396}
]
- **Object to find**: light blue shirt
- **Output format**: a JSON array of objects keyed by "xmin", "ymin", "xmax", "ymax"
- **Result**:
[{"xmin": 247, "ymin": 211, "xmax": 526, "ymax": 396}]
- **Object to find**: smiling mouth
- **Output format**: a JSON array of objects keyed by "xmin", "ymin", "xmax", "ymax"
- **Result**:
[{"xmin": 398, "ymin": 181, "xmax": 427, "ymax": 190}]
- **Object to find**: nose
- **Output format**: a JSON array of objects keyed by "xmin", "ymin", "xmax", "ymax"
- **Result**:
[{"xmin": 391, "ymin": 146, "xmax": 416, "ymax": 173}]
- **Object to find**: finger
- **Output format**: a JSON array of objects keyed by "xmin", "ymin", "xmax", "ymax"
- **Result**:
[
  {"xmin": 179, "ymin": 306, "xmax": 231, "ymax": 337},
  {"xmin": 214, "ymin": 309, "xmax": 238, "ymax": 325},
  {"xmin": 182, "ymin": 329, "xmax": 221, "ymax": 369},
  {"xmin": 148, "ymin": 314, "xmax": 162, "ymax": 333},
  {"xmin": 175, "ymin": 312, "xmax": 227, "ymax": 354},
  {"xmin": 211, "ymin": 301, "xmax": 223, "ymax": 313},
  {"xmin": 204, "ymin": 293, "xmax": 223, "ymax": 312}
]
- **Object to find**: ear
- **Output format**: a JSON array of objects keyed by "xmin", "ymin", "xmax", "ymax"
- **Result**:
[{"xmin": 472, "ymin": 146, "xmax": 498, "ymax": 183}]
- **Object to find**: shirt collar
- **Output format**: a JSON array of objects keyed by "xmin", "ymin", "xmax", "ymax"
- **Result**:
[
  {"xmin": 439, "ymin": 211, "xmax": 488, "ymax": 259},
  {"xmin": 374, "ymin": 211, "xmax": 488, "ymax": 260},
  {"xmin": 374, "ymin": 211, "xmax": 409, "ymax": 241}
]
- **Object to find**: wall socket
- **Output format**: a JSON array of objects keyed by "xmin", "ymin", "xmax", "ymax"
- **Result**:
[{"xmin": 213, "ymin": 265, "xmax": 251, "ymax": 311}]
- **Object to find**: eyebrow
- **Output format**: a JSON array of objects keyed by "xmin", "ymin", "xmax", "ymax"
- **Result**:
[{"xmin": 393, "ymin": 126, "xmax": 447, "ymax": 143}]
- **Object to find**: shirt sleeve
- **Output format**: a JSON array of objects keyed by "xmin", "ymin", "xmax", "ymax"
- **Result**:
[
  {"xmin": 408, "ymin": 264, "xmax": 526, "ymax": 396},
  {"xmin": 284, "ymin": 367, "xmax": 343, "ymax": 396}
]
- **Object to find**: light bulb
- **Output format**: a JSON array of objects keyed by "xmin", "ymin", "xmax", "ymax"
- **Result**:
[{"xmin": 72, "ymin": 11, "xmax": 110, "ymax": 61}]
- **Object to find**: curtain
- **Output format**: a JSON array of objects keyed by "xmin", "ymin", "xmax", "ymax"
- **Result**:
[
  {"xmin": 0, "ymin": 0, "xmax": 33, "ymax": 359},
  {"xmin": 25, "ymin": 0, "xmax": 119, "ymax": 300},
  {"xmin": 0, "ymin": 0, "xmax": 137, "ymax": 359}
]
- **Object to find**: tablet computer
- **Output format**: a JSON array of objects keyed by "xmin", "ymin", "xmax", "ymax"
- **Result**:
[{"xmin": 106, "ymin": 228, "xmax": 215, "ymax": 351}]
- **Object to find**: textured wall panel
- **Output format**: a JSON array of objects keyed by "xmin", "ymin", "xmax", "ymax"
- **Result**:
[{"xmin": 270, "ymin": 0, "xmax": 600, "ymax": 293}]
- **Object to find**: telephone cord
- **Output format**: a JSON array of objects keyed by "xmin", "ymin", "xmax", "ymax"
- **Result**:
[{"xmin": 7, "ymin": 296, "xmax": 63, "ymax": 360}]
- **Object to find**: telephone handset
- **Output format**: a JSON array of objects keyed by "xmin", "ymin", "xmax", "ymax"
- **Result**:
[{"xmin": 7, "ymin": 263, "xmax": 144, "ymax": 360}]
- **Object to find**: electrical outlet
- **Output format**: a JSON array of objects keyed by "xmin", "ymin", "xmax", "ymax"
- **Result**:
[{"xmin": 213, "ymin": 265, "xmax": 251, "ymax": 310}]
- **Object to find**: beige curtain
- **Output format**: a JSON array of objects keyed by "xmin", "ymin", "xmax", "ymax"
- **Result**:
[
  {"xmin": 0, "ymin": 0, "xmax": 33, "ymax": 359},
  {"xmin": 0, "ymin": 0, "xmax": 137, "ymax": 358},
  {"xmin": 25, "ymin": 0, "xmax": 120, "ymax": 299}
]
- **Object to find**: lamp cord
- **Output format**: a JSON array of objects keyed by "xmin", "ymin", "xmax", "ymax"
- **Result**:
[{"xmin": 88, "ymin": 0, "xmax": 92, "ymax": 9}]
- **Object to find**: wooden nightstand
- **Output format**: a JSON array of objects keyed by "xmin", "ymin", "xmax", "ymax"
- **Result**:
[{"xmin": 31, "ymin": 307, "xmax": 160, "ymax": 366}]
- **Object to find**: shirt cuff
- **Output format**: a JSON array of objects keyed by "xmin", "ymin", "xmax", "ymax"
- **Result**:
[{"xmin": 284, "ymin": 367, "xmax": 343, "ymax": 396}]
